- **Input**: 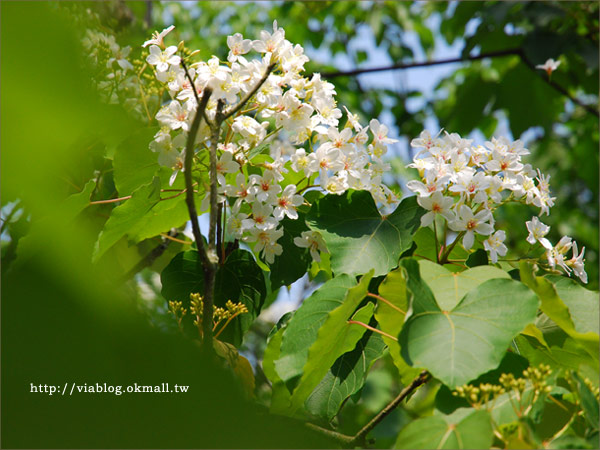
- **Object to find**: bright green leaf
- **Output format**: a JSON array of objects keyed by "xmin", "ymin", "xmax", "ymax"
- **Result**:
[
  {"xmin": 520, "ymin": 263, "xmax": 599, "ymax": 360},
  {"xmin": 289, "ymin": 271, "xmax": 374, "ymax": 413},
  {"xmin": 401, "ymin": 275, "xmax": 539, "ymax": 388},
  {"xmin": 375, "ymin": 265, "xmax": 421, "ymax": 384},
  {"xmin": 113, "ymin": 127, "xmax": 160, "ymax": 196},
  {"xmin": 305, "ymin": 326, "xmax": 385, "ymax": 420},
  {"xmin": 93, "ymin": 177, "xmax": 161, "ymax": 262},
  {"xmin": 418, "ymin": 260, "xmax": 510, "ymax": 310},
  {"xmin": 275, "ymin": 275, "xmax": 356, "ymax": 386}
]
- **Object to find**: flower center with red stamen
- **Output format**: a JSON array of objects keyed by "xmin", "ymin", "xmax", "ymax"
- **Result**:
[
  {"xmin": 427, "ymin": 184, "xmax": 437, "ymax": 193},
  {"xmin": 468, "ymin": 184, "xmax": 476, "ymax": 193},
  {"xmin": 255, "ymin": 216, "xmax": 264, "ymax": 224},
  {"xmin": 466, "ymin": 219, "xmax": 477, "ymax": 230},
  {"xmin": 261, "ymin": 182, "xmax": 270, "ymax": 192},
  {"xmin": 432, "ymin": 203, "xmax": 442, "ymax": 213},
  {"xmin": 320, "ymin": 160, "xmax": 328, "ymax": 169},
  {"xmin": 500, "ymin": 161, "xmax": 508, "ymax": 170},
  {"xmin": 278, "ymin": 198, "xmax": 289, "ymax": 207}
]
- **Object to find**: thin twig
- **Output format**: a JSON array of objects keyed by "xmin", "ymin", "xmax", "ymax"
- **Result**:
[
  {"xmin": 160, "ymin": 233, "xmax": 192, "ymax": 245},
  {"xmin": 351, "ymin": 370, "xmax": 430, "ymax": 446},
  {"xmin": 307, "ymin": 370, "xmax": 431, "ymax": 448},
  {"xmin": 220, "ymin": 63, "xmax": 276, "ymax": 121},
  {"xmin": 518, "ymin": 51, "xmax": 599, "ymax": 118},
  {"xmin": 180, "ymin": 59, "xmax": 213, "ymax": 127},
  {"xmin": 200, "ymin": 100, "xmax": 224, "ymax": 355}
]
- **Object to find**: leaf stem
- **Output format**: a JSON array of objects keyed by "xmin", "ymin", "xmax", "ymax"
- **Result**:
[
  {"xmin": 439, "ymin": 231, "xmax": 465, "ymax": 265},
  {"xmin": 367, "ymin": 292, "xmax": 406, "ymax": 315},
  {"xmin": 433, "ymin": 219, "xmax": 440, "ymax": 263},
  {"xmin": 347, "ymin": 320, "xmax": 398, "ymax": 341}
]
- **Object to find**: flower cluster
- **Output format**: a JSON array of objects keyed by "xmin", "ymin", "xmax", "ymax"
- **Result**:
[
  {"xmin": 408, "ymin": 130, "xmax": 586, "ymax": 283},
  {"xmin": 143, "ymin": 23, "xmax": 398, "ymax": 264},
  {"xmin": 82, "ymin": 29, "xmax": 140, "ymax": 111}
]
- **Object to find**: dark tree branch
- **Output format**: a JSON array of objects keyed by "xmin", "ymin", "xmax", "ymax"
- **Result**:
[
  {"xmin": 319, "ymin": 49, "xmax": 522, "ymax": 78},
  {"xmin": 144, "ymin": 0, "xmax": 152, "ymax": 28},
  {"xmin": 518, "ymin": 52, "xmax": 600, "ymax": 118},
  {"xmin": 182, "ymin": 85, "xmax": 213, "ymax": 273},
  {"xmin": 181, "ymin": 59, "xmax": 213, "ymax": 127},
  {"xmin": 320, "ymin": 48, "xmax": 599, "ymax": 118}
]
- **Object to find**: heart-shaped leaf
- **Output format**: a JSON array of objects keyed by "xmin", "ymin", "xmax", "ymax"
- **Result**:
[
  {"xmin": 419, "ymin": 260, "xmax": 510, "ymax": 310},
  {"xmin": 401, "ymin": 263, "xmax": 539, "ymax": 387}
]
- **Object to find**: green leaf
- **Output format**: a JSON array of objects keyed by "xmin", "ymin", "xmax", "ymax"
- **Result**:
[
  {"xmin": 418, "ymin": 260, "xmax": 510, "ymax": 310},
  {"xmin": 305, "ymin": 325, "xmax": 385, "ymax": 420},
  {"xmin": 394, "ymin": 408, "xmax": 494, "ymax": 449},
  {"xmin": 160, "ymin": 249, "xmax": 266, "ymax": 345},
  {"xmin": 113, "ymin": 127, "xmax": 160, "ymax": 196},
  {"xmin": 93, "ymin": 177, "xmax": 161, "ymax": 262},
  {"xmin": 16, "ymin": 179, "xmax": 97, "ymax": 264},
  {"xmin": 515, "ymin": 334, "xmax": 595, "ymax": 374},
  {"xmin": 435, "ymin": 352, "xmax": 529, "ymax": 414},
  {"xmin": 263, "ymin": 313, "xmax": 294, "ymax": 414},
  {"xmin": 573, "ymin": 371, "xmax": 599, "ymax": 430},
  {"xmin": 465, "ymin": 249, "xmax": 488, "ymax": 267},
  {"xmin": 401, "ymin": 276, "xmax": 539, "ymax": 388},
  {"xmin": 289, "ymin": 271, "xmax": 374, "ymax": 413},
  {"xmin": 275, "ymin": 275, "xmax": 356, "ymax": 387},
  {"xmin": 306, "ymin": 191, "xmax": 423, "ymax": 276},
  {"xmin": 546, "ymin": 275, "xmax": 599, "ymax": 336},
  {"xmin": 375, "ymin": 265, "xmax": 421, "ymax": 384},
  {"xmin": 127, "ymin": 196, "xmax": 192, "ymax": 244},
  {"xmin": 269, "ymin": 213, "xmax": 312, "ymax": 290},
  {"xmin": 520, "ymin": 263, "xmax": 599, "ymax": 360}
]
